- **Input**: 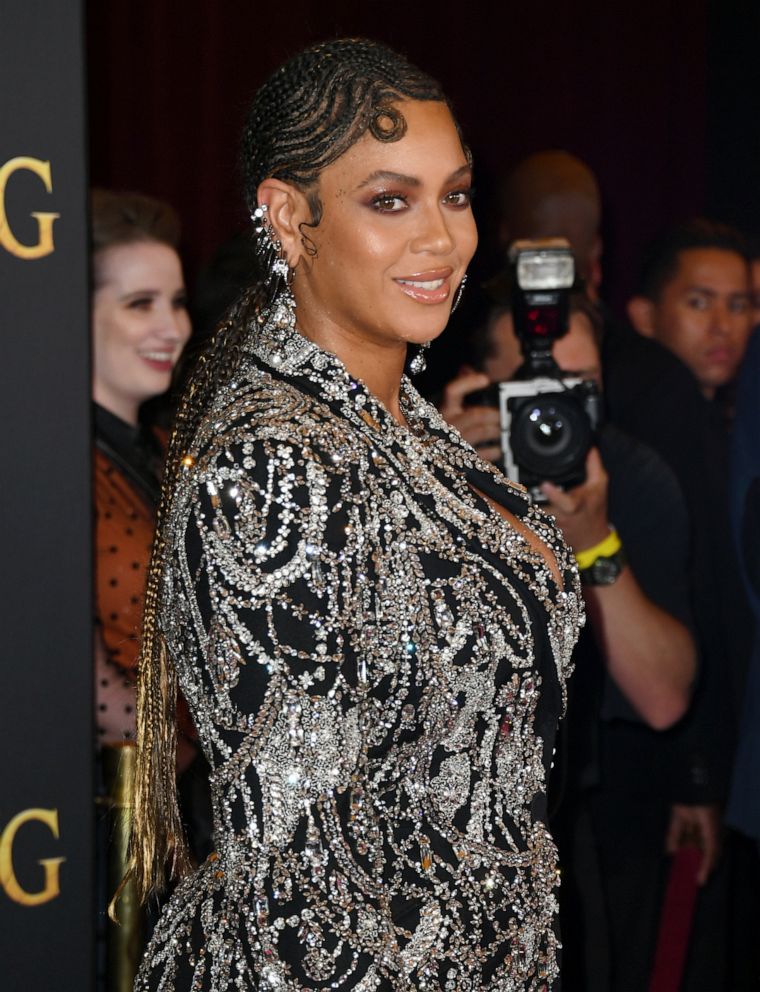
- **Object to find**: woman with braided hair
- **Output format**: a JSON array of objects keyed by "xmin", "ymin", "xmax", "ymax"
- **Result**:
[{"xmin": 132, "ymin": 38, "xmax": 582, "ymax": 991}]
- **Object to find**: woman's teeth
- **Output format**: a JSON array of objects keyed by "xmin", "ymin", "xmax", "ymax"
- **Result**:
[
  {"xmin": 398, "ymin": 278, "xmax": 445, "ymax": 290},
  {"xmin": 140, "ymin": 351, "xmax": 173, "ymax": 361}
]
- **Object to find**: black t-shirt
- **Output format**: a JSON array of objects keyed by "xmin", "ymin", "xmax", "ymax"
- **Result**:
[{"xmin": 551, "ymin": 423, "xmax": 692, "ymax": 814}]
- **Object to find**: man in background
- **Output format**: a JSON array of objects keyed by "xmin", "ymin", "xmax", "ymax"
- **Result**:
[
  {"xmin": 456, "ymin": 290, "xmax": 696, "ymax": 990},
  {"xmin": 606, "ymin": 219, "xmax": 755, "ymax": 989},
  {"xmin": 623, "ymin": 220, "xmax": 752, "ymax": 743},
  {"xmin": 497, "ymin": 150, "xmax": 603, "ymax": 298},
  {"xmin": 441, "ymin": 150, "xmax": 604, "ymax": 457},
  {"xmin": 441, "ymin": 156, "xmax": 755, "ymax": 987}
]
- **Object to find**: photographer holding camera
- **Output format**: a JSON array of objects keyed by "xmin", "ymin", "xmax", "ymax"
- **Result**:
[{"xmin": 440, "ymin": 243, "xmax": 696, "ymax": 990}]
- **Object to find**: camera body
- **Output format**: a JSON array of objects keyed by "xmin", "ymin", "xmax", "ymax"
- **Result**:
[
  {"xmin": 499, "ymin": 376, "xmax": 601, "ymax": 496},
  {"xmin": 497, "ymin": 239, "xmax": 602, "ymax": 500}
]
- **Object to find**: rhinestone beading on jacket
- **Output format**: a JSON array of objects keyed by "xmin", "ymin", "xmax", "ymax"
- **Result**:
[{"xmin": 136, "ymin": 311, "xmax": 583, "ymax": 991}]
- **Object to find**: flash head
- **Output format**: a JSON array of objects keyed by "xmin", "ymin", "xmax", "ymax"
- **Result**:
[
  {"xmin": 508, "ymin": 238, "xmax": 576, "ymax": 377},
  {"xmin": 509, "ymin": 238, "xmax": 575, "ymax": 292}
]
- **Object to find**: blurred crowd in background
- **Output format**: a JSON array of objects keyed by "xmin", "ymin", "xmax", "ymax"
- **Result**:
[{"xmin": 87, "ymin": 7, "xmax": 760, "ymax": 988}]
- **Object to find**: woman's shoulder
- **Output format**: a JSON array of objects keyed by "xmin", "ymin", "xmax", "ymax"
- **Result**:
[{"xmin": 187, "ymin": 367, "xmax": 362, "ymax": 480}]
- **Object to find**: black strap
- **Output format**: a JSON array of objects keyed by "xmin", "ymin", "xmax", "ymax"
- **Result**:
[{"xmin": 94, "ymin": 435, "xmax": 161, "ymax": 508}]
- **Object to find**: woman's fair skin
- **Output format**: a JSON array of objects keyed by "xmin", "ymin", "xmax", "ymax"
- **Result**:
[
  {"xmin": 260, "ymin": 99, "xmax": 562, "ymax": 586},
  {"xmin": 93, "ymin": 240, "xmax": 195, "ymax": 768},
  {"xmin": 92, "ymin": 241, "xmax": 191, "ymax": 425}
]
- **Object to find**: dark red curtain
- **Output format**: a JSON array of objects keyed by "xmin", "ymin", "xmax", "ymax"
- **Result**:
[{"xmin": 87, "ymin": 0, "xmax": 708, "ymax": 309}]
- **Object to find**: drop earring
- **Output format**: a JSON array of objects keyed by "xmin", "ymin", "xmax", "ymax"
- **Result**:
[
  {"xmin": 451, "ymin": 273, "xmax": 468, "ymax": 314},
  {"xmin": 409, "ymin": 274, "xmax": 467, "ymax": 376},
  {"xmin": 251, "ymin": 202, "xmax": 296, "ymax": 329},
  {"xmin": 409, "ymin": 341, "xmax": 430, "ymax": 376},
  {"xmin": 251, "ymin": 203, "xmax": 292, "ymax": 297}
]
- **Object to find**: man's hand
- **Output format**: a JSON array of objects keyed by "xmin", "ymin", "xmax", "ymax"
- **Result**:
[
  {"xmin": 539, "ymin": 447, "xmax": 611, "ymax": 553},
  {"xmin": 666, "ymin": 803, "xmax": 722, "ymax": 885},
  {"xmin": 439, "ymin": 370, "xmax": 502, "ymax": 462},
  {"xmin": 542, "ymin": 447, "xmax": 694, "ymax": 729}
]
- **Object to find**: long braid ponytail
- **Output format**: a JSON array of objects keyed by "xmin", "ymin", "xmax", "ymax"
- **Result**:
[{"xmin": 129, "ymin": 287, "xmax": 262, "ymax": 902}]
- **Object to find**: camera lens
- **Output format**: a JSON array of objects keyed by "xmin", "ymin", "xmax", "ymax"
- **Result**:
[{"xmin": 510, "ymin": 393, "xmax": 592, "ymax": 479}]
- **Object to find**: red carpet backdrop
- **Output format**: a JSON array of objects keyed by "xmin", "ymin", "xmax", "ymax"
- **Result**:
[
  {"xmin": 87, "ymin": 0, "xmax": 711, "ymax": 310},
  {"xmin": 0, "ymin": 3, "xmax": 93, "ymax": 990}
]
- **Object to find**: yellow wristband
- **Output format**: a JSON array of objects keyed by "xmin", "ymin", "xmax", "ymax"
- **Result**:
[{"xmin": 574, "ymin": 528, "xmax": 622, "ymax": 570}]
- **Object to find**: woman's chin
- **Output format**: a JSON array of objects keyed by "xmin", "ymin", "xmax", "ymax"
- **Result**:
[{"xmin": 403, "ymin": 317, "xmax": 451, "ymax": 347}]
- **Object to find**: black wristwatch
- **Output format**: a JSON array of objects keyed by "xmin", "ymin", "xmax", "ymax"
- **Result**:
[{"xmin": 580, "ymin": 546, "xmax": 627, "ymax": 586}]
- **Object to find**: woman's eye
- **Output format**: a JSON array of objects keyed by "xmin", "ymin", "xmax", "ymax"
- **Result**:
[
  {"xmin": 444, "ymin": 188, "xmax": 473, "ymax": 208},
  {"xmin": 128, "ymin": 297, "xmax": 154, "ymax": 311},
  {"xmin": 371, "ymin": 194, "xmax": 407, "ymax": 213},
  {"xmin": 173, "ymin": 294, "xmax": 189, "ymax": 311}
]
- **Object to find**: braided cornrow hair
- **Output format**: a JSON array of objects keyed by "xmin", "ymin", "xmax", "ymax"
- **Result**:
[{"xmin": 130, "ymin": 37, "xmax": 459, "ymax": 902}]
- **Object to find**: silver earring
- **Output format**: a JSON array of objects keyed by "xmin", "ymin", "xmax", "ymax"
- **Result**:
[
  {"xmin": 252, "ymin": 203, "xmax": 297, "ymax": 331},
  {"xmin": 251, "ymin": 203, "xmax": 292, "ymax": 297},
  {"xmin": 451, "ymin": 273, "xmax": 468, "ymax": 314},
  {"xmin": 409, "ymin": 341, "xmax": 430, "ymax": 376}
]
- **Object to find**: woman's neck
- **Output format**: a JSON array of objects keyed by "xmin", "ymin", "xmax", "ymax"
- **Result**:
[
  {"xmin": 296, "ymin": 318, "xmax": 408, "ymax": 424},
  {"xmin": 93, "ymin": 386, "xmax": 139, "ymax": 427}
]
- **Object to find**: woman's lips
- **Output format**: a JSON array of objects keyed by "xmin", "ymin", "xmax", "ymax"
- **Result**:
[
  {"xmin": 139, "ymin": 350, "xmax": 175, "ymax": 372},
  {"xmin": 394, "ymin": 270, "xmax": 453, "ymax": 304}
]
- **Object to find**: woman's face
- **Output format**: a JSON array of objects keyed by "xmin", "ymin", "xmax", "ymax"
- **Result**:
[
  {"xmin": 292, "ymin": 100, "xmax": 477, "ymax": 359},
  {"xmin": 92, "ymin": 241, "xmax": 191, "ymax": 423}
]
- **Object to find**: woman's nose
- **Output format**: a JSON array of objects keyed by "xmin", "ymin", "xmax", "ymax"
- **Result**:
[
  {"xmin": 411, "ymin": 203, "xmax": 455, "ymax": 255},
  {"xmin": 156, "ymin": 303, "xmax": 189, "ymax": 341}
]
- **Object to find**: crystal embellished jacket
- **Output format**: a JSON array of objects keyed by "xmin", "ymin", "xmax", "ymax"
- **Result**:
[{"xmin": 136, "ymin": 311, "xmax": 583, "ymax": 992}]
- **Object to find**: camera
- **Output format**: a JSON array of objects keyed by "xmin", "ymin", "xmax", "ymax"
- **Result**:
[{"xmin": 497, "ymin": 239, "xmax": 601, "ymax": 500}]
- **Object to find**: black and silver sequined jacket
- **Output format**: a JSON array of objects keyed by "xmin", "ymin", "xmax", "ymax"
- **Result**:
[{"xmin": 136, "ymin": 307, "xmax": 583, "ymax": 992}]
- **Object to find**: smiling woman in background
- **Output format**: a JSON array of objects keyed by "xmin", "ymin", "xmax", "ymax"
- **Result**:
[
  {"xmin": 91, "ymin": 189, "xmax": 193, "ymax": 752},
  {"xmin": 130, "ymin": 39, "xmax": 583, "ymax": 991}
]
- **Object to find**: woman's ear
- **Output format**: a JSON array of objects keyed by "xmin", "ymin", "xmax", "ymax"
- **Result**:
[
  {"xmin": 256, "ymin": 179, "xmax": 312, "ymax": 270},
  {"xmin": 627, "ymin": 295, "xmax": 656, "ymax": 338}
]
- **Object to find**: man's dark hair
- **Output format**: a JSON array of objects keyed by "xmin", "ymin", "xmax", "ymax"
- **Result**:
[
  {"xmin": 636, "ymin": 218, "xmax": 748, "ymax": 300},
  {"xmin": 497, "ymin": 151, "xmax": 601, "ymax": 283},
  {"xmin": 745, "ymin": 234, "xmax": 760, "ymax": 264}
]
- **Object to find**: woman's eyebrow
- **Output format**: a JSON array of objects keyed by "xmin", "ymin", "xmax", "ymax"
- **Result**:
[
  {"xmin": 356, "ymin": 170, "xmax": 421, "ymax": 189},
  {"xmin": 118, "ymin": 288, "xmax": 160, "ymax": 300},
  {"xmin": 355, "ymin": 164, "xmax": 472, "ymax": 191},
  {"xmin": 447, "ymin": 164, "xmax": 473, "ymax": 183}
]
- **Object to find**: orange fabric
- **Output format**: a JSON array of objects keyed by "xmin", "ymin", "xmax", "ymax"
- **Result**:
[
  {"xmin": 94, "ymin": 446, "xmax": 155, "ymax": 677},
  {"xmin": 94, "ymin": 443, "xmax": 195, "ymax": 741}
]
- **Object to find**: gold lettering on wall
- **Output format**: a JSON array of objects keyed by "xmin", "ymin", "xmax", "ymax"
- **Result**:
[
  {"xmin": 0, "ymin": 157, "xmax": 59, "ymax": 259},
  {"xmin": 0, "ymin": 808, "xmax": 65, "ymax": 906}
]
